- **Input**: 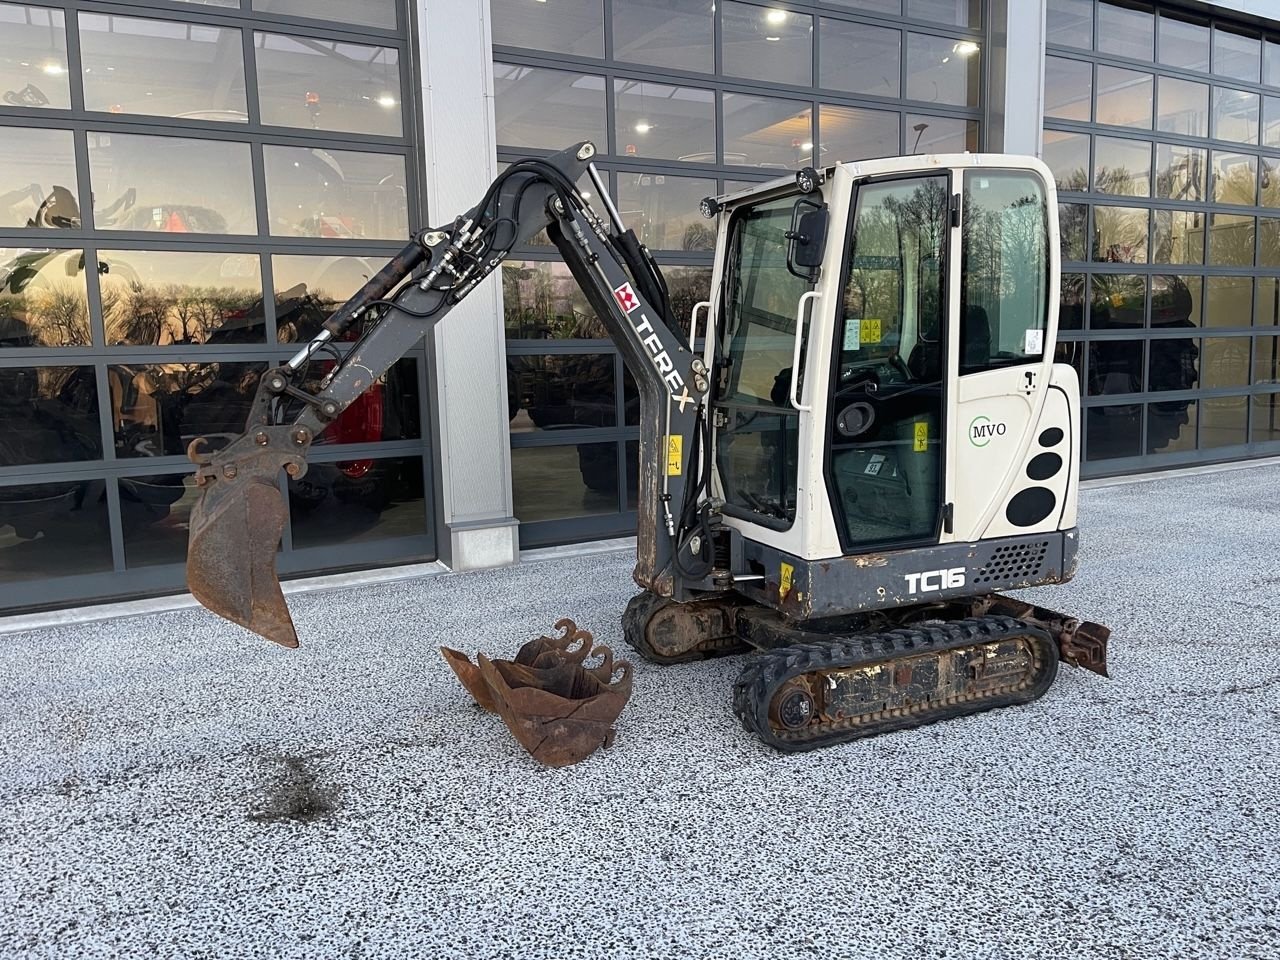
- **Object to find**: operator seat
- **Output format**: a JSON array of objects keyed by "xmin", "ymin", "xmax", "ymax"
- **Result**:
[{"xmin": 960, "ymin": 304, "xmax": 991, "ymax": 371}]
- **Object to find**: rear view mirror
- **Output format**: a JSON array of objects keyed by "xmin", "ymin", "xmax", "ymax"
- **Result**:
[{"xmin": 786, "ymin": 200, "xmax": 828, "ymax": 280}]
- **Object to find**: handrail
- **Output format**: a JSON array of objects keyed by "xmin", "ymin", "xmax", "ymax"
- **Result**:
[{"xmin": 790, "ymin": 290, "xmax": 820, "ymax": 412}]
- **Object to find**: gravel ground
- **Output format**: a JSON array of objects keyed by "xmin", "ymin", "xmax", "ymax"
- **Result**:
[{"xmin": 2, "ymin": 465, "xmax": 1279, "ymax": 960}]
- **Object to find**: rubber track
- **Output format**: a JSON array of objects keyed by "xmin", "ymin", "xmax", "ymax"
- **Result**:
[
  {"xmin": 732, "ymin": 615, "xmax": 1057, "ymax": 753},
  {"xmin": 622, "ymin": 592, "xmax": 746, "ymax": 665}
]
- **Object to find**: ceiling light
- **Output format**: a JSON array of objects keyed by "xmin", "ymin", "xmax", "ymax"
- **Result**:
[
  {"xmin": 634, "ymin": 121, "xmax": 652, "ymax": 134},
  {"xmin": 766, "ymin": 36, "xmax": 780, "ymax": 42},
  {"xmin": 376, "ymin": 94, "xmax": 397, "ymax": 108},
  {"xmin": 42, "ymin": 63, "xmax": 63, "ymax": 76},
  {"xmin": 953, "ymin": 41, "xmax": 979, "ymax": 56},
  {"xmin": 800, "ymin": 141, "xmax": 813, "ymax": 151},
  {"xmin": 766, "ymin": 9, "xmax": 787, "ymax": 25}
]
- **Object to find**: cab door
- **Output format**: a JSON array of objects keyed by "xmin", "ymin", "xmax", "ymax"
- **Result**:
[
  {"xmin": 824, "ymin": 174, "xmax": 951, "ymax": 551},
  {"xmin": 948, "ymin": 168, "xmax": 1062, "ymax": 541}
]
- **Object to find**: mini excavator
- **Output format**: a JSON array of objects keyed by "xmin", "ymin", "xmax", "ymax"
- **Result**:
[{"xmin": 186, "ymin": 141, "xmax": 1109, "ymax": 754}]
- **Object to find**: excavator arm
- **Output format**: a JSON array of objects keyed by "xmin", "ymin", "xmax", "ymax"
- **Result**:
[{"xmin": 186, "ymin": 142, "xmax": 714, "ymax": 647}]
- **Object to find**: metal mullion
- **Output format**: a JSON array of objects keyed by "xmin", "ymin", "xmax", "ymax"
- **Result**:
[
  {"xmin": 505, "ymin": 340, "xmax": 618, "ymax": 356},
  {"xmin": 76, "ymin": 0, "xmax": 404, "ymax": 45},
  {"xmin": 509, "ymin": 427, "xmax": 635, "ymax": 448},
  {"xmin": 241, "ymin": 23, "xmax": 263, "ymax": 129},
  {"xmin": 63, "ymin": 3, "xmax": 86, "ymax": 115},
  {"xmin": 83, "ymin": 240, "xmax": 106, "ymax": 349},
  {"xmin": 249, "ymin": 139, "xmax": 271, "ymax": 254},
  {"xmin": 93, "ymin": 362, "xmax": 116, "ymax": 467},
  {"xmin": 103, "ymin": 476, "xmax": 126, "ymax": 572}
]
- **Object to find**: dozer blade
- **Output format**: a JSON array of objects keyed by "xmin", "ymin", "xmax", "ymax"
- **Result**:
[{"xmin": 186, "ymin": 437, "xmax": 300, "ymax": 648}]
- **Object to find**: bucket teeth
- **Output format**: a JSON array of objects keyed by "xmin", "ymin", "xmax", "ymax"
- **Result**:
[{"xmin": 441, "ymin": 619, "xmax": 633, "ymax": 767}]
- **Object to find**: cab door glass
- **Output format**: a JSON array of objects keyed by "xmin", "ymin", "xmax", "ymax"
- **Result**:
[{"xmin": 960, "ymin": 172, "xmax": 1049, "ymax": 371}]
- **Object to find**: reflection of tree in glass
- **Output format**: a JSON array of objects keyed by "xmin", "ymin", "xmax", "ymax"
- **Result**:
[
  {"xmin": 0, "ymin": 250, "xmax": 91, "ymax": 347},
  {"xmin": 1095, "ymin": 165, "xmax": 1140, "ymax": 197},
  {"xmin": 502, "ymin": 263, "xmax": 605, "ymax": 339},
  {"xmin": 102, "ymin": 283, "xmax": 259, "ymax": 345}
]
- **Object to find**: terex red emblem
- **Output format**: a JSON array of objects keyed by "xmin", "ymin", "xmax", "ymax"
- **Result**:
[{"xmin": 613, "ymin": 282, "xmax": 641, "ymax": 315}]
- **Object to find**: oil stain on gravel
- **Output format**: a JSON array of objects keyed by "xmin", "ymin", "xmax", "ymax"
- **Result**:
[{"xmin": 247, "ymin": 754, "xmax": 340, "ymax": 824}]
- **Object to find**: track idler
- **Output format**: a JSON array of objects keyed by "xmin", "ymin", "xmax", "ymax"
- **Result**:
[{"xmin": 442, "ymin": 619, "xmax": 633, "ymax": 767}]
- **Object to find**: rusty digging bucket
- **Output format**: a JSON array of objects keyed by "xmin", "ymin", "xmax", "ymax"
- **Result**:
[{"xmin": 442, "ymin": 619, "xmax": 634, "ymax": 767}]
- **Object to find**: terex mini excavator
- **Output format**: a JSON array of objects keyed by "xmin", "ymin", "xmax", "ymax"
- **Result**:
[{"xmin": 186, "ymin": 142, "xmax": 1110, "ymax": 753}]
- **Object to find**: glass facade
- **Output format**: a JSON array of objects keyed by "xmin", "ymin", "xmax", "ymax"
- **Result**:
[
  {"xmin": 492, "ymin": 0, "xmax": 985, "ymax": 544},
  {"xmin": 0, "ymin": 0, "xmax": 430, "ymax": 610},
  {"xmin": 1045, "ymin": 0, "xmax": 1280, "ymax": 472}
]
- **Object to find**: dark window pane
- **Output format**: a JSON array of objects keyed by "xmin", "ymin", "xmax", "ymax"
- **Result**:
[
  {"xmin": 1252, "ymin": 394, "xmax": 1280, "ymax": 443},
  {"xmin": 1087, "ymin": 340, "xmax": 1143, "ymax": 395},
  {"xmin": 1200, "ymin": 395, "xmax": 1247, "ymax": 448},
  {"xmin": 1045, "ymin": 56, "xmax": 1091, "ymax": 122},
  {"xmin": 1208, "ymin": 214, "xmax": 1255, "ymax": 268},
  {"xmin": 722, "ymin": 93, "xmax": 812, "ymax": 169},
  {"xmin": 1152, "ymin": 275, "xmax": 1202, "ymax": 329},
  {"xmin": 612, "ymin": 0, "xmax": 713, "ymax": 73},
  {"xmin": 906, "ymin": 33, "xmax": 980, "ymax": 108},
  {"xmin": 1212, "ymin": 151, "xmax": 1257, "ymax": 205},
  {"xmin": 1206, "ymin": 276, "xmax": 1252, "ymax": 328},
  {"xmin": 723, "ymin": 2, "xmax": 811, "ymax": 87},
  {"xmin": 614, "ymin": 79, "xmax": 715, "ymax": 163},
  {"xmin": 1148, "ymin": 337, "xmax": 1200, "ymax": 392},
  {"xmin": 494, "ymin": 63, "xmax": 608, "ymax": 151},
  {"xmin": 263, "ymin": 145, "xmax": 408, "ymax": 240},
  {"xmin": 906, "ymin": 114, "xmax": 977, "ymax": 154},
  {"xmin": 906, "ymin": 0, "xmax": 979, "ymax": 27},
  {"xmin": 1147, "ymin": 400, "xmax": 1197, "ymax": 454},
  {"xmin": 1090, "ymin": 274, "xmax": 1146, "ymax": 330},
  {"xmin": 1093, "ymin": 206, "xmax": 1148, "ymax": 263},
  {"xmin": 1059, "ymin": 203, "xmax": 1088, "ymax": 262},
  {"xmin": 121, "ymin": 472, "xmax": 198, "ymax": 568},
  {"xmin": 1214, "ymin": 28, "xmax": 1261, "ymax": 83},
  {"xmin": 1212, "ymin": 87, "xmax": 1260, "ymax": 145},
  {"xmin": 110, "ymin": 361, "xmax": 265, "ymax": 458},
  {"xmin": 250, "ymin": 0, "xmax": 396, "ymax": 30},
  {"xmin": 1047, "ymin": 0, "xmax": 1092, "ymax": 49},
  {"xmin": 1158, "ymin": 16, "xmax": 1210, "ymax": 71},
  {"xmin": 502, "ymin": 261, "xmax": 605, "ymax": 339},
  {"xmin": 1060, "ymin": 273, "xmax": 1085, "ymax": 330},
  {"xmin": 290, "ymin": 456, "xmax": 427, "ymax": 548},
  {"xmin": 1085, "ymin": 406, "xmax": 1142, "ymax": 460},
  {"xmin": 1155, "ymin": 144, "xmax": 1206, "ymax": 202},
  {"xmin": 1043, "ymin": 130, "xmax": 1089, "ymax": 193},
  {"xmin": 0, "ymin": 479, "xmax": 111, "ymax": 581},
  {"xmin": 99, "ymin": 250, "xmax": 262, "ymax": 346},
  {"xmin": 1095, "ymin": 66, "xmax": 1152, "ymax": 129},
  {"xmin": 0, "ymin": 4, "xmax": 70, "ymax": 109},
  {"xmin": 1093, "ymin": 137, "xmax": 1151, "ymax": 197},
  {"xmin": 0, "ymin": 366, "xmax": 101, "ymax": 465},
  {"xmin": 508, "ymin": 354, "xmax": 615, "ymax": 433},
  {"xmin": 79, "ymin": 13, "xmax": 246, "ymax": 122},
  {"xmin": 1254, "ymin": 336, "xmax": 1280, "ymax": 385},
  {"xmin": 491, "ymin": 0, "xmax": 603, "ymax": 57},
  {"xmin": 1156, "ymin": 77, "xmax": 1208, "ymax": 138},
  {"xmin": 1098, "ymin": 3, "xmax": 1153, "ymax": 61},
  {"xmin": 0, "ymin": 247, "xmax": 90, "ymax": 346},
  {"xmin": 821, "ymin": 104, "xmax": 899, "ymax": 163},
  {"xmin": 1256, "ymin": 278, "xmax": 1279, "ymax": 326},
  {"xmin": 617, "ymin": 173, "xmax": 717, "ymax": 251},
  {"xmin": 256, "ymin": 33, "xmax": 402, "ymax": 137},
  {"xmin": 1202, "ymin": 338, "xmax": 1250, "ymax": 388},
  {"xmin": 512, "ymin": 443, "xmax": 619, "ymax": 521},
  {"xmin": 88, "ymin": 132, "xmax": 256, "ymax": 234},
  {"xmin": 662, "ymin": 264, "xmax": 712, "ymax": 337},
  {"xmin": 0, "ymin": 126, "xmax": 79, "ymax": 229},
  {"xmin": 819, "ymin": 19, "xmax": 900, "ymax": 98},
  {"xmin": 1262, "ymin": 98, "xmax": 1280, "ymax": 151},
  {"xmin": 272, "ymin": 254, "xmax": 390, "ymax": 340},
  {"xmin": 1262, "ymin": 218, "xmax": 1280, "ymax": 268},
  {"xmin": 1152, "ymin": 209, "xmax": 1204, "ymax": 265}
]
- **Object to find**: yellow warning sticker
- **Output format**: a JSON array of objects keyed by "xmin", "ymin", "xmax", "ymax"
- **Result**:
[
  {"xmin": 861, "ymin": 318, "xmax": 882, "ymax": 344},
  {"xmin": 779, "ymin": 562, "xmax": 794, "ymax": 600},
  {"xmin": 666, "ymin": 435, "xmax": 683, "ymax": 476},
  {"xmin": 913, "ymin": 421, "xmax": 929, "ymax": 452}
]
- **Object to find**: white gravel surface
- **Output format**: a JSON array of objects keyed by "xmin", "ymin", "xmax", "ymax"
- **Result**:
[{"xmin": 2, "ymin": 465, "xmax": 1279, "ymax": 960}]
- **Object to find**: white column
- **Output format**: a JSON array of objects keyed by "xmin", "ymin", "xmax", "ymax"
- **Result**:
[
  {"xmin": 415, "ymin": 0, "xmax": 519, "ymax": 570},
  {"xmin": 986, "ymin": 0, "xmax": 1048, "ymax": 158}
]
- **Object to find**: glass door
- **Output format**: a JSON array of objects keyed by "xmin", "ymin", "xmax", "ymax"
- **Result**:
[{"xmin": 827, "ymin": 175, "xmax": 950, "ymax": 549}]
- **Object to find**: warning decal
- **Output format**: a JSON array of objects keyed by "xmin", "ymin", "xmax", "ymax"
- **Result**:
[
  {"xmin": 913, "ymin": 421, "xmax": 929, "ymax": 452},
  {"xmin": 613, "ymin": 282, "xmax": 641, "ymax": 315},
  {"xmin": 779, "ymin": 562, "xmax": 794, "ymax": 600},
  {"xmin": 666, "ymin": 435, "xmax": 683, "ymax": 476}
]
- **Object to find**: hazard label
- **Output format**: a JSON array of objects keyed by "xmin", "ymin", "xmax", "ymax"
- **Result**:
[
  {"xmin": 913, "ymin": 421, "xmax": 929, "ymax": 452},
  {"xmin": 666, "ymin": 434, "xmax": 683, "ymax": 476},
  {"xmin": 613, "ymin": 282, "xmax": 641, "ymax": 315}
]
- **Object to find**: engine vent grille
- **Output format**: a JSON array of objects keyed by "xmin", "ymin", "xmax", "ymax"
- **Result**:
[{"xmin": 974, "ymin": 541, "xmax": 1050, "ymax": 584}]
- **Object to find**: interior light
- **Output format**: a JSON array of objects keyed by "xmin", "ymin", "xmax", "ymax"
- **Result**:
[
  {"xmin": 800, "ymin": 141, "xmax": 813, "ymax": 151},
  {"xmin": 19, "ymin": 61, "xmax": 29, "ymax": 67},
  {"xmin": 42, "ymin": 63, "xmax": 64, "ymax": 76},
  {"xmin": 766, "ymin": 36, "xmax": 780, "ymax": 42},
  {"xmin": 634, "ymin": 121, "xmax": 652, "ymax": 134},
  {"xmin": 376, "ymin": 94, "xmax": 397, "ymax": 108},
  {"xmin": 953, "ymin": 41, "xmax": 979, "ymax": 56},
  {"xmin": 766, "ymin": 9, "xmax": 787, "ymax": 25}
]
